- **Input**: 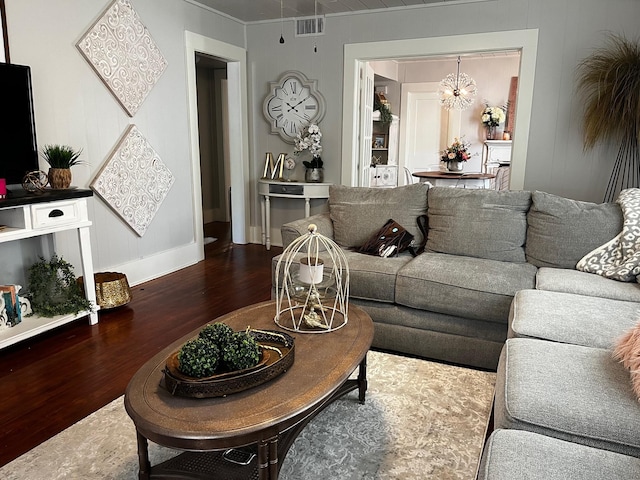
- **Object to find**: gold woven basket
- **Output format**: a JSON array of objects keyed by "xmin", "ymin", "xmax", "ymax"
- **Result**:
[{"xmin": 78, "ymin": 272, "xmax": 132, "ymax": 309}]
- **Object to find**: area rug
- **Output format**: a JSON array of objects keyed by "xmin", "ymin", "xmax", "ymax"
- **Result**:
[{"xmin": 0, "ymin": 351, "xmax": 495, "ymax": 480}]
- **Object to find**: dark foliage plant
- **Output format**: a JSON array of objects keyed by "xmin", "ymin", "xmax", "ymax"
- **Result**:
[
  {"xmin": 199, "ymin": 322, "xmax": 234, "ymax": 347},
  {"xmin": 222, "ymin": 331, "xmax": 261, "ymax": 371},
  {"xmin": 178, "ymin": 338, "xmax": 220, "ymax": 378},
  {"xmin": 177, "ymin": 323, "xmax": 260, "ymax": 378},
  {"xmin": 27, "ymin": 254, "xmax": 93, "ymax": 317}
]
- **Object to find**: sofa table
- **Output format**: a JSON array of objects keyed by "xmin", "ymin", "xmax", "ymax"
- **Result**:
[
  {"xmin": 124, "ymin": 301, "xmax": 374, "ymax": 480},
  {"xmin": 258, "ymin": 179, "xmax": 331, "ymax": 250},
  {"xmin": 0, "ymin": 188, "xmax": 98, "ymax": 348},
  {"xmin": 412, "ymin": 171, "xmax": 496, "ymax": 189}
]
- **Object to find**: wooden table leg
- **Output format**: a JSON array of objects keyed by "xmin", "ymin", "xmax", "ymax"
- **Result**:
[
  {"xmin": 269, "ymin": 436, "xmax": 279, "ymax": 478},
  {"xmin": 258, "ymin": 436, "xmax": 279, "ymax": 479},
  {"xmin": 136, "ymin": 430, "xmax": 151, "ymax": 480},
  {"xmin": 358, "ymin": 354, "xmax": 368, "ymax": 404}
]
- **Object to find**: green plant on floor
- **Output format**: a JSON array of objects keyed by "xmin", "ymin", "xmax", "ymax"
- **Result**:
[
  {"xmin": 27, "ymin": 254, "xmax": 93, "ymax": 317},
  {"xmin": 40, "ymin": 144, "xmax": 84, "ymax": 168}
]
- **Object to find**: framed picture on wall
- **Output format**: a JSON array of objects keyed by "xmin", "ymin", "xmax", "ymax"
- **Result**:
[
  {"xmin": 373, "ymin": 134, "xmax": 387, "ymax": 149},
  {"xmin": 0, "ymin": 0, "xmax": 8, "ymax": 63}
]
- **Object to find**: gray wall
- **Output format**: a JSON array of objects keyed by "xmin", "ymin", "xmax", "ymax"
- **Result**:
[
  {"xmin": 3, "ymin": 0, "xmax": 639, "ymax": 287},
  {"xmin": 2, "ymin": 0, "xmax": 243, "ymax": 285},
  {"xmin": 247, "ymin": 0, "xmax": 640, "ymax": 234}
]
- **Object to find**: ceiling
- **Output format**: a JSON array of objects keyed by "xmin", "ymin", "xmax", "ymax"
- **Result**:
[{"xmin": 191, "ymin": 0, "xmax": 458, "ymax": 23}]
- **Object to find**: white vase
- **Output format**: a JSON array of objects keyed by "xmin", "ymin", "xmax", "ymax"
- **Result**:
[{"xmin": 447, "ymin": 161, "xmax": 463, "ymax": 172}]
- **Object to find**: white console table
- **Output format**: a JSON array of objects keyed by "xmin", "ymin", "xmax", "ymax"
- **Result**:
[
  {"xmin": 0, "ymin": 189, "xmax": 98, "ymax": 349},
  {"xmin": 258, "ymin": 179, "xmax": 332, "ymax": 250}
]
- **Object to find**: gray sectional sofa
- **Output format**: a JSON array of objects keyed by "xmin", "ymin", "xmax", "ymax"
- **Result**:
[
  {"xmin": 275, "ymin": 183, "xmax": 640, "ymax": 478},
  {"xmin": 277, "ymin": 183, "xmax": 623, "ymax": 369}
]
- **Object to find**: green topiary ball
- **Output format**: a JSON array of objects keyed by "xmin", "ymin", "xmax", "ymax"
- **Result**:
[
  {"xmin": 177, "ymin": 338, "xmax": 220, "ymax": 378},
  {"xmin": 199, "ymin": 322, "xmax": 234, "ymax": 348},
  {"xmin": 222, "ymin": 332, "xmax": 261, "ymax": 371}
]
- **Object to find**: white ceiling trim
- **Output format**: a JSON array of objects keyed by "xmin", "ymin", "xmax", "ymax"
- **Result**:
[{"xmin": 186, "ymin": 0, "xmax": 493, "ymax": 24}]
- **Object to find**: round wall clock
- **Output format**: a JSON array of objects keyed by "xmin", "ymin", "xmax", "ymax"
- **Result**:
[{"xmin": 263, "ymin": 70, "xmax": 326, "ymax": 144}]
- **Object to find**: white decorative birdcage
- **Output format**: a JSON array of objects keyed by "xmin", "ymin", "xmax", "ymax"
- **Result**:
[{"xmin": 274, "ymin": 224, "xmax": 349, "ymax": 333}]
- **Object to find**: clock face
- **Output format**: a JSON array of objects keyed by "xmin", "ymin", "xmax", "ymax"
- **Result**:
[{"xmin": 263, "ymin": 71, "xmax": 326, "ymax": 143}]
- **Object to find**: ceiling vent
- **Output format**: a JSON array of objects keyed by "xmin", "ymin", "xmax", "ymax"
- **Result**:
[{"xmin": 295, "ymin": 16, "xmax": 325, "ymax": 37}]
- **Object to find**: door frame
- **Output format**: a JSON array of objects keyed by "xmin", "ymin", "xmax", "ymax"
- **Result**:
[
  {"xmin": 185, "ymin": 31, "xmax": 249, "ymax": 258},
  {"xmin": 341, "ymin": 29, "xmax": 539, "ymax": 189}
]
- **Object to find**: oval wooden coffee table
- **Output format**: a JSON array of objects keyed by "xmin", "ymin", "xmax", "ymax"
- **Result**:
[{"xmin": 124, "ymin": 301, "xmax": 374, "ymax": 480}]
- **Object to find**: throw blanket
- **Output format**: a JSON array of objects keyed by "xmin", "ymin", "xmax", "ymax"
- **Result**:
[{"xmin": 577, "ymin": 188, "xmax": 640, "ymax": 282}]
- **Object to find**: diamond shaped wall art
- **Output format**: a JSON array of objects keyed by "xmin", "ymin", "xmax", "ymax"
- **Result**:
[
  {"xmin": 91, "ymin": 125, "xmax": 174, "ymax": 236},
  {"xmin": 77, "ymin": 0, "xmax": 167, "ymax": 116}
]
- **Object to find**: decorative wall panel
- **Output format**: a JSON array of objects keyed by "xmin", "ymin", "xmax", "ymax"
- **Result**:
[
  {"xmin": 77, "ymin": 0, "xmax": 167, "ymax": 116},
  {"xmin": 91, "ymin": 125, "xmax": 174, "ymax": 236}
]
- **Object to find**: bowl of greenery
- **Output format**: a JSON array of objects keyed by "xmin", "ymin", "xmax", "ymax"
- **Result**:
[{"xmin": 163, "ymin": 322, "xmax": 295, "ymax": 398}]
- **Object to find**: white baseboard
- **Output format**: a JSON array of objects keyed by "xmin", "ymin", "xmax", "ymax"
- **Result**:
[{"xmin": 104, "ymin": 241, "xmax": 204, "ymax": 287}]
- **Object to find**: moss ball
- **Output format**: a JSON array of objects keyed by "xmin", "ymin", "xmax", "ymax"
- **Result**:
[
  {"xmin": 222, "ymin": 332, "xmax": 261, "ymax": 371},
  {"xmin": 199, "ymin": 322, "xmax": 234, "ymax": 348},
  {"xmin": 177, "ymin": 338, "xmax": 220, "ymax": 378}
]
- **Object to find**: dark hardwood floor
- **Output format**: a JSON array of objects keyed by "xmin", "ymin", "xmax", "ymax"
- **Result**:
[{"xmin": 0, "ymin": 222, "xmax": 282, "ymax": 467}]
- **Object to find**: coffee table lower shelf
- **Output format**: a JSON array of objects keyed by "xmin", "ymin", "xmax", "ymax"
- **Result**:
[{"xmin": 141, "ymin": 372, "xmax": 367, "ymax": 480}]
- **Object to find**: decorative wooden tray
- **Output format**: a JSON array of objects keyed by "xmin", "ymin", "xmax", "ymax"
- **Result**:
[{"xmin": 161, "ymin": 329, "xmax": 295, "ymax": 398}]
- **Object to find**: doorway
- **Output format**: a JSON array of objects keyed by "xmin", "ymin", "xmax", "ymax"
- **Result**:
[
  {"xmin": 195, "ymin": 53, "xmax": 230, "ymax": 255},
  {"xmin": 185, "ymin": 32, "xmax": 250, "ymax": 263},
  {"xmin": 341, "ymin": 30, "xmax": 539, "ymax": 190}
]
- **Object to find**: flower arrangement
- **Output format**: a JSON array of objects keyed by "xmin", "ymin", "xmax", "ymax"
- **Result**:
[
  {"xmin": 294, "ymin": 123, "xmax": 323, "ymax": 169},
  {"xmin": 441, "ymin": 137, "xmax": 473, "ymax": 163},
  {"xmin": 481, "ymin": 104, "xmax": 506, "ymax": 127}
]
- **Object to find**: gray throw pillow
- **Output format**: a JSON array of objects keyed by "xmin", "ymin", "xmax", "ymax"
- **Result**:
[
  {"xmin": 425, "ymin": 187, "xmax": 531, "ymax": 263},
  {"xmin": 526, "ymin": 190, "xmax": 623, "ymax": 268},
  {"xmin": 329, "ymin": 183, "xmax": 429, "ymax": 248}
]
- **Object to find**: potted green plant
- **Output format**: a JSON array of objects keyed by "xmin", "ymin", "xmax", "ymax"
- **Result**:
[
  {"xmin": 27, "ymin": 254, "xmax": 93, "ymax": 317},
  {"xmin": 41, "ymin": 144, "xmax": 84, "ymax": 189}
]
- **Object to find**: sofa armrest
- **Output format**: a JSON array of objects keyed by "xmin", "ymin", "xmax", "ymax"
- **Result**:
[{"xmin": 281, "ymin": 212, "xmax": 334, "ymax": 248}]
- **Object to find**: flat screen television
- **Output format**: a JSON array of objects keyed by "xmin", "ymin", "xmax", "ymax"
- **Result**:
[{"xmin": 0, "ymin": 63, "xmax": 39, "ymax": 189}]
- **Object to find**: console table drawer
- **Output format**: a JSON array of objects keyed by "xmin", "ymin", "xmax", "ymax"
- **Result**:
[
  {"xmin": 269, "ymin": 184, "xmax": 304, "ymax": 195},
  {"xmin": 31, "ymin": 201, "xmax": 82, "ymax": 228}
]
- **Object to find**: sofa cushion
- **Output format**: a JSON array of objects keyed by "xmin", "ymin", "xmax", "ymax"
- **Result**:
[
  {"xmin": 425, "ymin": 187, "xmax": 531, "ymax": 263},
  {"xmin": 341, "ymin": 249, "xmax": 414, "ymax": 302},
  {"xmin": 395, "ymin": 253, "xmax": 537, "ymax": 323},
  {"xmin": 536, "ymin": 267, "xmax": 640, "ymax": 302},
  {"xmin": 509, "ymin": 289, "xmax": 639, "ymax": 348},
  {"xmin": 494, "ymin": 338, "xmax": 640, "ymax": 458},
  {"xmin": 525, "ymin": 191, "xmax": 623, "ymax": 268},
  {"xmin": 271, "ymin": 249, "xmax": 413, "ymax": 304},
  {"xmin": 478, "ymin": 429, "xmax": 640, "ymax": 480},
  {"xmin": 329, "ymin": 183, "xmax": 428, "ymax": 249}
]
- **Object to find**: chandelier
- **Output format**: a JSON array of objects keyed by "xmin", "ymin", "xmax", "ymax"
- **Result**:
[{"xmin": 439, "ymin": 56, "xmax": 477, "ymax": 110}]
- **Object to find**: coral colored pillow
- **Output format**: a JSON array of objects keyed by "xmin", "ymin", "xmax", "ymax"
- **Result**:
[{"xmin": 613, "ymin": 322, "xmax": 640, "ymax": 400}]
